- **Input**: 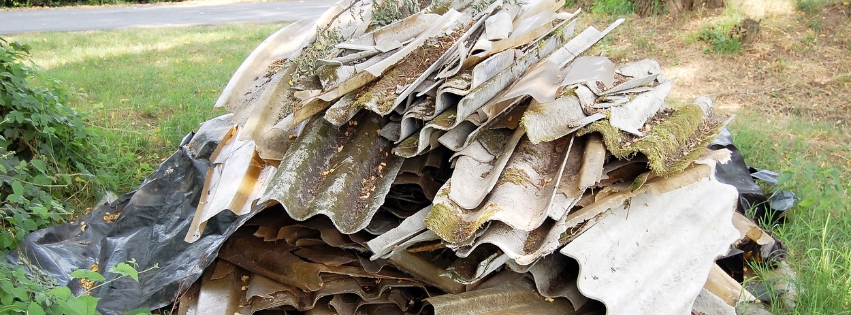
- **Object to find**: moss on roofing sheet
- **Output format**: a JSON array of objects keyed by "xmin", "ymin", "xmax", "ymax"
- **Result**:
[{"xmin": 577, "ymin": 104, "xmax": 724, "ymax": 177}]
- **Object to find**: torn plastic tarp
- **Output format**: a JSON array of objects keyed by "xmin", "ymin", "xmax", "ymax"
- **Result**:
[
  {"xmin": 710, "ymin": 128, "xmax": 796, "ymax": 223},
  {"xmin": 7, "ymin": 125, "xmax": 249, "ymax": 315}
]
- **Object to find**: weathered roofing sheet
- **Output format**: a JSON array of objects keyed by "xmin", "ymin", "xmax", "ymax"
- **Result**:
[
  {"xmin": 175, "ymin": 0, "xmax": 774, "ymax": 314},
  {"xmin": 560, "ymin": 162, "xmax": 740, "ymax": 315},
  {"xmin": 426, "ymin": 132, "xmax": 570, "ymax": 244},
  {"xmin": 258, "ymin": 115, "xmax": 404, "ymax": 234},
  {"xmin": 425, "ymin": 277, "xmax": 577, "ymax": 315},
  {"xmin": 185, "ymin": 126, "xmax": 276, "ymax": 243}
]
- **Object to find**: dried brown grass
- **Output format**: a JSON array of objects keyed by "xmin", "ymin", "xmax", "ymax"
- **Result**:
[{"xmin": 584, "ymin": 3, "xmax": 851, "ymax": 127}]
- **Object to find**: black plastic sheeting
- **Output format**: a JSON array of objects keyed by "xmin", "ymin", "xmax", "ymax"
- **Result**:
[
  {"xmin": 711, "ymin": 128, "xmax": 796, "ymax": 224},
  {"xmin": 6, "ymin": 131, "xmax": 255, "ymax": 315},
  {"xmin": 712, "ymin": 127, "xmax": 793, "ymax": 278}
]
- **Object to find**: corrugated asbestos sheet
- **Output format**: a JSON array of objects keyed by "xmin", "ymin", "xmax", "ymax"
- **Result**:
[{"xmin": 176, "ymin": 0, "xmax": 786, "ymax": 314}]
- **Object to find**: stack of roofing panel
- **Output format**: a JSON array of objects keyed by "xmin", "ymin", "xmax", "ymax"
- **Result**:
[{"xmin": 177, "ymin": 0, "xmax": 782, "ymax": 314}]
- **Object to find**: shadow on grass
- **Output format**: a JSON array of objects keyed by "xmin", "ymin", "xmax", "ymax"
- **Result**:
[{"xmin": 11, "ymin": 23, "xmax": 284, "ymax": 196}]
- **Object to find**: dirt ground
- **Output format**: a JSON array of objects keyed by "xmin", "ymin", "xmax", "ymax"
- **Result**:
[{"xmin": 585, "ymin": 0, "xmax": 850, "ymax": 128}]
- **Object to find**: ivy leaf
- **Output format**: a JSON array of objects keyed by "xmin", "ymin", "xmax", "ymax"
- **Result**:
[
  {"xmin": 109, "ymin": 262, "xmax": 139, "ymax": 282},
  {"xmin": 70, "ymin": 269, "xmax": 105, "ymax": 282}
]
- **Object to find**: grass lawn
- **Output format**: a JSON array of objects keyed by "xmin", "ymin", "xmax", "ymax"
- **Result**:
[
  {"xmin": 8, "ymin": 22, "xmax": 285, "ymax": 195},
  {"xmin": 7, "ymin": 5, "xmax": 851, "ymax": 314}
]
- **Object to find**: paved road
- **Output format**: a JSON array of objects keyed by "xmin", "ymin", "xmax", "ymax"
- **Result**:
[{"xmin": 0, "ymin": 0, "xmax": 336, "ymax": 35}]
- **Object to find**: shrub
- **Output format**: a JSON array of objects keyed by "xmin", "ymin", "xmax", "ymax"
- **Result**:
[
  {"xmin": 1, "ymin": 37, "xmax": 149, "ymax": 315},
  {"xmin": 696, "ymin": 21, "xmax": 743, "ymax": 54},
  {"xmin": 1, "ymin": 37, "xmax": 107, "ymax": 250},
  {"xmin": 0, "ymin": 259, "xmax": 155, "ymax": 315}
]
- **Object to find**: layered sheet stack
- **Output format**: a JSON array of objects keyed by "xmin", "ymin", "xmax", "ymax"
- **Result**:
[{"xmin": 173, "ymin": 0, "xmax": 779, "ymax": 314}]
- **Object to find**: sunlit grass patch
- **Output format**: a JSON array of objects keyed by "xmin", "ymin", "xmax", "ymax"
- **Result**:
[
  {"xmin": 730, "ymin": 111, "xmax": 851, "ymax": 315},
  {"xmin": 9, "ymin": 22, "xmax": 285, "ymax": 195}
]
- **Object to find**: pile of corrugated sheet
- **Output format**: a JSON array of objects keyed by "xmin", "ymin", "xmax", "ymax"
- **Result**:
[{"xmin": 170, "ymin": 0, "xmax": 793, "ymax": 314}]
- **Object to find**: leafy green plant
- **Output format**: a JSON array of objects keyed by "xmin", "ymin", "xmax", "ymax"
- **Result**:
[
  {"xmin": 0, "ymin": 37, "xmax": 114, "ymax": 249},
  {"xmin": 794, "ymin": 0, "xmax": 830, "ymax": 16},
  {"xmin": 0, "ymin": 259, "xmax": 157, "ymax": 315},
  {"xmin": 0, "ymin": 153, "xmax": 72, "ymax": 249},
  {"xmin": 287, "ymin": 28, "xmax": 346, "ymax": 86},
  {"xmin": 696, "ymin": 22, "xmax": 742, "ymax": 54},
  {"xmin": 371, "ymin": 0, "xmax": 406, "ymax": 27},
  {"xmin": 589, "ymin": 0, "xmax": 635, "ymax": 15}
]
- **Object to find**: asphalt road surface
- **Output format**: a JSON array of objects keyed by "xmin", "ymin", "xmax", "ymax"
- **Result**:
[{"xmin": 0, "ymin": 0, "xmax": 336, "ymax": 35}]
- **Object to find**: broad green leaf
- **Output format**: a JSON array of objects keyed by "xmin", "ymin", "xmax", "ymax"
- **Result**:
[
  {"xmin": 0, "ymin": 231, "xmax": 13, "ymax": 249},
  {"xmin": 798, "ymin": 195, "xmax": 815, "ymax": 208},
  {"xmin": 33, "ymin": 174, "xmax": 52, "ymax": 186},
  {"xmin": 0, "ymin": 303, "xmax": 26, "ymax": 313},
  {"xmin": 0, "ymin": 292, "xmax": 13, "ymax": 307},
  {"xmin": 30, "ymin": 159, "xmax": 46, "ymax": 174},
  {"xmin": 70, "ymin": 269, "xmax": 105, "ymax": 282},
  {"xmin": 27, "ymin": 302, "xmax": 47, "ymax": 315},
  {"xmin": 23, "ymin": 219, "xmax": 38, "ymax": 231},
  {"xmin": 8, "ymin": 286, "xmax": 29, "ymax": 301},
  {"xmin": 6, "ymin": 193, "xmax": 21, "ymax": 204},
  {"xmin": 62, "ymin": 295, "xmax": 101, "ymax": 315},
  {"xmin": 31, "ymin": 204, "xmax": 48, "ymax": 217},
  {"xmin": 47, "ymin": 286, "xmax": 73, "ymax": 299},
  {"xmin": 109, "ymin": 262, "xmax": 139, "ymax": 282},
  {"xmin": 776, "ymin": 172, "xmax": 793, "ymax": 185},
  {"xmin": 0, "ymin": 280, "xmax": 13, "ymax": 293},
  {"xmin": 11, "ymin": 180, "xmax": 23, "ymax": 196}
]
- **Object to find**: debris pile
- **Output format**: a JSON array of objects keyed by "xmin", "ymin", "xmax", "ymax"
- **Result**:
[{"xmin": 9, "ymin": 0, "xmax": 797, "ymax": 314}]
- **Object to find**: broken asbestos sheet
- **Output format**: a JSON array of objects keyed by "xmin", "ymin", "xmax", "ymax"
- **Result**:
[
  {"xmin": 560, "ymin": 162, "xmax": 740, "ymax": 314},
  {"xmin": 7, "ymin": 0, "xmax": 798, "ymax": 314}
]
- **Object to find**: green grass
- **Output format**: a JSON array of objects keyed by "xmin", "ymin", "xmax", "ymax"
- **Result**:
[
  {"xmin": 8, "ymin": 23, "xmax": 285, "ymax": 196},
  {"xmin": 688, "ymin": 7, "xmax": 747, "ymax": 54},
  {"xmin": 589, "ymin": 0, "xmax": 634, "ymax": 15},
  {"xmin": 794, "ymin": 0, "xmax": 832, "ymax": 15},
  {"xmin": 730, "ymin": 111, "xmax": 851, "ymax": 314}
]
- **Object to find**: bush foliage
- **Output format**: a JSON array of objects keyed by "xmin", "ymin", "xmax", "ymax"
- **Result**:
[
  {"xmin": 0, "ymin": 37, "xmax": 142, "ymax": 315},
  {"xmin": 0, "ymin": 38, "xmax": 108, "ymax": 250}
]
